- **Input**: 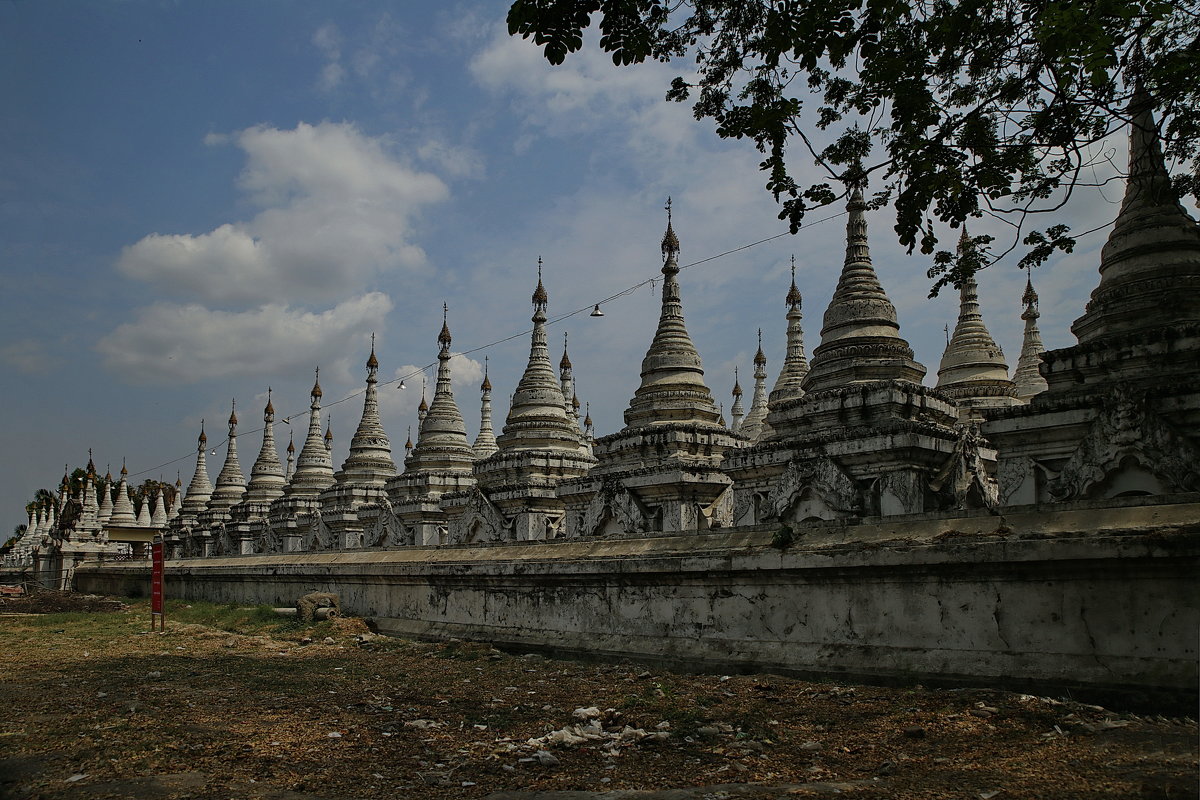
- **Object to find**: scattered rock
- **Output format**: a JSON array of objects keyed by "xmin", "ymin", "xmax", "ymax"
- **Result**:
[
  {"xmin": 800, "ymin": 740, "xmax": 823, "ymax": 752},
  {"xmin": 323, "ymin": 637, "xmax": 336, "ymax": 645},
  {"xmin": 533, "ymin": 750, "xmax": 560, "ymax": 767},
  {"xmin": 903, "ymin": 726, "xmax": 926, "ymax": 738}
]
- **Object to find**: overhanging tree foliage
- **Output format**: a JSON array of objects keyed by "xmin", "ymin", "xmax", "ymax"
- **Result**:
[{"xmin": 507, "ymin": 0, "xmax": 1199, "ymax": 291}]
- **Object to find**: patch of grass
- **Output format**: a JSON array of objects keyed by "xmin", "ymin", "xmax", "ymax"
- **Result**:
[{"xmin": 164, "ymin": 600, "xmax": 297, "ymax": 636}]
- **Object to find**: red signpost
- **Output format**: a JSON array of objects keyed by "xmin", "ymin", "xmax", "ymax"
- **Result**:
[{"xmin": 150, "ymin": 537, "xmax": 165, "ymax": 632}]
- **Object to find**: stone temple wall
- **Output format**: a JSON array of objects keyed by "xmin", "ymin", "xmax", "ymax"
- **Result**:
[{"xmin": 73, "ymin": 499, "xmax": 1200, "ymax": 711}]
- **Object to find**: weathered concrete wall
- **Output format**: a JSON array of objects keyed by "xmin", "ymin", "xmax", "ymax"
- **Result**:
[{"xmin": 75, "ymin": 501, "xmax": 1200, "ymax": 710}]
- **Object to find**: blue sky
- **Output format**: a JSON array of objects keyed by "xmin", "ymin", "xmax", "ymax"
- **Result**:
[{"xmin": 1, "ymin": 1, "xmax": 1124, "ymax": 525}]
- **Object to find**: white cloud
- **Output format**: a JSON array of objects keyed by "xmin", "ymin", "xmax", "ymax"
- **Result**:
[
  {"xmin": 117, "ymin": 121, "xmax": 449, "ymax": 307},
  {"xmin": 0, "ymin": 339, "xmax": 54, "ymax": 373},
  {"xmin": 96, "ymin": 292, "xmax": 394, "ymax": 384},
  {"xmin": 313, "ymin": 23, "xmax": 345, "ymax": 92}
]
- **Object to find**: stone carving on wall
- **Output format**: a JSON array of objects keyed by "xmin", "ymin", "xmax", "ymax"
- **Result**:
[
  {"xmin": 447, "ymin": 488, "xmax": 511, "ymax": 544},
  {"xmin": 704, "ymin": 484, "xmax": 733, "ymax": 529},
  {"xmin": 302, "ymin": 509, "xmax": 336, "ymax": 551},
  {"xmin": 930, "ymin": 424, "xmax": 999, "ymax": 511},
  {"xmin": 363, "ymin": 499, "xmax": 407, "ymax": 547},
  {"xmin": 579, "ymin": 480, "xmax": 650, "ymax": 538},
  {"xmin": 212, "ymin": 522, "xmax": 237, "ymax": 557},
  {"xmin": 1048, "ymin": 387, "xmax": 1200, "ymax": 501},
  {"xmin": 257, "ymin": 519, "xmax": 283, "ymax": 555},
  {"xmin": 768, "ymin": 456, "xmax": 860, "ymax": 522}
]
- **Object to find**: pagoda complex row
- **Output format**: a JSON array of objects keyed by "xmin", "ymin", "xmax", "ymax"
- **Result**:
[{"xmin": 8, "ymin": 98, "xmax": 1198, "ymax": 568}]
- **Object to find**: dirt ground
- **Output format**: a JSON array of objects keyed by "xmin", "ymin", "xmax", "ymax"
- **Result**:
[{"xmin": 0, "ymin": 593, "xmax": 1195, "ymax": 800}]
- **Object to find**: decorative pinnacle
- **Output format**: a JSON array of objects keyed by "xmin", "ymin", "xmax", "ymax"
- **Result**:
[
  {"xmin": 311, "ymin": 367, "xmax": 323, "ymax": 400},
  {"xmin": 265, "ymin": 387, "xmax": 274, "ymax": 417},
  {"xmin": 560, "ymin": 331, "xmax": 572, "ymax": 370},
  {"xmin": 732, "ymin": 366, "xmax": 742, "ymax": 396},
  {"xmin": 661, "ymin": 196, "xmax": 680, "ymax": 261},
  {"xmin": 287, "ymin": 432, "xmax": 295, "ymax": 454},
  {"xmin": 1022, "ymin": 267, "xmax": 1039, "ymax": 307},
  {"xmin": 786, "ymin": 255, "xmax": 802, "ymax": 309},
  {"xmin": 532, "ymin": 257, "xmax": 549, "ymax": 307},
  {"xmin": 584, "ymin": 402, "xmax": 593, "ymax": 428},
  {"xmin": 199, "ymin": 420, "xmax": 207, "ymax": 446},
  {"xmin": 229, "ymin": 398, "xmax": 238, "ymax": 427},
  {"xmin": 405, "ymin": 426, "xmax": 413, "ymax": 450},
  {"xmin": 754, "ymin": 329, "xmax": 766, "ymax": 366},
  {"xmin": 121, "ymin": 457, "xmax": 127, "ymax": 476},
  {"xmin": 367, "ymin": 333, "xmax": 379, "ymax": 370},
  {"xmin": 324, "ymin": 418, "xmax": 333, "ymax": 444},
  {"xmin": 481, "ymin": 356, "xmax": 492, "ymax": 392},
  {"xmin": 438, "ymin": 302, "xmax": 452, "ymax": 349}
]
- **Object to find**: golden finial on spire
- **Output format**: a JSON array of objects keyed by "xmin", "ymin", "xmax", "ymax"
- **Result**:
[
  {"xmin": 532, "ymin": 257, "xmax": 549, "ymax": 307},
  {"xmin": 439, "ymin": 302, "xmax": 452, "ymax": 348},
  {"xmin": 661, "ymin": 196, "xmax": 680, "ymax": 259},
  {"xmin": 786, "ymin": 254, "xmax": 802, "ymax": 308},
  {"xmin": 265, "ymin": 387, "xmax": 274, "ymax": 417},
  {"xmin": 367, "ymin": 333, "xmax": 379, "ymax": 370},
  {"xmin": 229, "ymin": 398, "xmax": 238, "ymax": 427},
  {"xmin": 755, "ymin": 328, "xmax": 766, "ymax": 366},
  {"xmin": 312, "ymin": 367, "xmax": 323, "ymax": 399},
  {"xmin": 199, "ymin": 419, "xmax": 207, "ymax": 446},
  {"xmin": 732, "ymin": 366, "xmax": 742, "ymax": 396},
  {"xmin": 560, "ymin": 331, "xmax": 572, "ymax": 370}
]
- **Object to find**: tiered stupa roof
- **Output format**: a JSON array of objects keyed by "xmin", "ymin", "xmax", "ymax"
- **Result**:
[
  {"xmin": 473, "ymin": 357, "xmax": 499, "ymax": 459},
  {"xmin": 935, "ymin": 233, "xmax": 1017, "ymax": 417},
  {"xmin": 1012, "ymin": 273, "xmax": 1049, "ymax": 402},
  {"xmin": 730, "ymin": 368, "xmax": 744, "ymax": 433},
  {"xmin": 180, "ymin": 424, "xmax": 213, "ymax": 516},
  {"xmin": 767, "ymin": 257, "xmax": 809, "ymax": 407},
  {"xmin": 405, "ymin": 306, "xmax": 475, "ymax": 474},
  {"xmin": 740, "ymin": 329, "xmax": 770, "ymax": 442},
  {"xmin": 337, "ymin": 338, "xmax": 397, "ymax": 486},
  {"xmin": 1071, "ymin": 86, "xmax": 1200, "ymax": 344},
  {"xmin": 802, "ymin": 183, "xmax": 927, "ymax": 393},
  {"xmin": 492, "ymin": 262, "xmax": 591, "ymax": 456},
  {"xmin": 108, "ymin": 462, "xmax": 138, "ymax": 526},
  {"xmin": 245, "ymin": 389, "xmax": 287, "ymax": 504},
  {"xmin": 622, "ymin": 203, "xmax": 722, "ymax": 428},
  {"xmin": 208, "ymin": 401, "xmax": 246, "ymax": 511},
  {"xmin": 286, "ymin": 370, "xmax": 335, "ymax": 497}
]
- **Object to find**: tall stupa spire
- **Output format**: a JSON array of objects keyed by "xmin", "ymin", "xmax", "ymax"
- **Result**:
[
  {"xmin": 935, "ymin": 231, "xmax": 1017, "ymax": 419},
  {"xmin": 98, "ymin": 469, "xmax": 113, "ymax": 525},
  {"xmin": 730, "ymin": 367, "xmax": 744, "ymax": 433},
  {"xmin": 1012, "ymin": 270, "xmax": 1049, "ymax": 402},
  {"xmin": 406, "ymin": 305, "xmax": 475, "ymax": 472},
  {"xmin": 473, "ymin": 356, "xmax": 499, "ymax": 459},
  {"xmin": 1071, "ymin": 84, "xmax": 1200, "ymax": 343},
  {"xmin": 337, "ymin": 335, "xmax": 396, "ymax": 486},
  {"xmin": 740, "ymin": 329, "xmax": 770, "ymax": 442},
  {"xmin": 494, "ymin": 259, "xmax": 589, "ymax": 454},
  {"xmin": 209, "ymin": 399, "xmax": 247, "ymax": 510},
  {"xmin": 180, "ymin": 422, "xmax": 213, "ymax": 516},
  {"xmin": 802, "ymin": 180, "xmax": 926, "ymax": 393},
  {"xmin": 623, "ymin": 198, "xmax": 721, "ymax": 428},
  {"xmin": 285, "ymin": 433, "xmax": 295, "ymax": 480},
  {"xmin": 768, "ymin": 255, "xmax": 809, "ymax": 406},
  {"xmin": 109, "ymin": 460, "xmax": 138, "ymax": 526},
  {"xmin": 559, "ymin": 332, "xmax": 578, "ymax": 421},
  {"xmin": 246, "ymin": 388, "xmax": 287, "ymax": 504},
  {"xmin": 287, "ymin": 368, "xmax": 335, "ymax": 496}
]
